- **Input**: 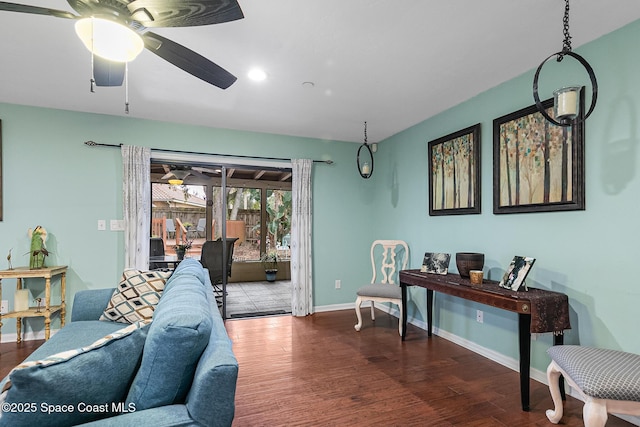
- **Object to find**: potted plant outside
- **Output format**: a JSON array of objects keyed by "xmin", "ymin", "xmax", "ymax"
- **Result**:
[
  {"xmin": 175, "ymin": 240, "xmax": 193, "ymax": 261},
  {"xmin": 260, "ymin": 252, "xmax": 278, "ymax": 282}
]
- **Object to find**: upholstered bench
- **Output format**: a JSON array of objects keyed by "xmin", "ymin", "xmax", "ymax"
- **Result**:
[{"xmin": 546, "ymin": 345, "xmax": 640, "ymax": 426}]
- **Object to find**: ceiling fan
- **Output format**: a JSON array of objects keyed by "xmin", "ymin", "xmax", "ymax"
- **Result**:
[
  {"xmin": 162, "ymin": 165, "xmax": 208, "ymax": 185},
  {"xmin": 0, "ymin": 0, "xmax": 244, "ymax": 89}
]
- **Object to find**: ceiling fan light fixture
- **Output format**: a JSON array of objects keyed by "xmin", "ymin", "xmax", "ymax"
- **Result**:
[
  {"xmin": 167, "ymin": 169, "xmax": 190, "ymax": 185},
  {"xmin": 75, "ymin": 17, "xmax": 144, "ymax": 62}
]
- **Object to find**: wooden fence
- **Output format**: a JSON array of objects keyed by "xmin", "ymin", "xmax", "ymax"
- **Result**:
[{"xmin": 152, "ymin": 208, "xmax": 260, "ymax": 242}]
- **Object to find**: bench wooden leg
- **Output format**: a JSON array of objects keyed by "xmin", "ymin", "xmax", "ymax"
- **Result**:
[
  {"xmin": 583, "ymin": 398, "xmax": 608, "ymax": 427},
  {"xmin": 546, "ymin": 361, "xmax": 564, "ymax": 424}
]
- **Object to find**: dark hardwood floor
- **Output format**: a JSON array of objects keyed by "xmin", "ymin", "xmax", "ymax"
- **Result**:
[
  {"xmin": 226, "ymin": 309, "xmax": 635, "ymax": 427},
  {"xmin": 0, "ymin": 338, "xmax": 43, "ymax": 379},
  {"xmin": 0, "ymin": 310, "xmax": 635, "ymax": 426}
]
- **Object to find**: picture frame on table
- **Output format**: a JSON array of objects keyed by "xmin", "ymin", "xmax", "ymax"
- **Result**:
[
  {"xmin": 492, "ymin": 89, "xmax": 585, "ymax": 214},
  {"xmin": 498, "ymin": 255, "xmax": 536, "ymax": 291},
  {"xmin": 428, "ymin": 123, "xmax": 481, "ymax": 216},
  {"xmin": 421, "ymin": 252, "xmax": 451, "ymax": 275}
]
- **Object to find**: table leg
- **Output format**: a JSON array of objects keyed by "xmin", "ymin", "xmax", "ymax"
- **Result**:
[
  {"xmin": 401, "ymin": 284, "xmax": 408, "ymax": 341},
  {"xmin": 16, "ymin": 278, "xmax": 22, "ymax": 344},
  {"xmin": 518, "ymin": 313, "xmax": 532, "ymax": 411},
  {"xmin": 426, "ymin": 289, "xmax": 434, "ymax": 337},
  {"xmin": 554, "ymin": 333, "xmax": 566, "ymax": 400},
  {"xmin": 60, "ymin": 272, "xmax": 66, "ymax": 328},
  {"xmin": 44, "ymin": 277, "xmax": 51, "ymax": 340},
  {"xmin": 16, "ymin": 318, "xmax": 22, "ymax": 344}
]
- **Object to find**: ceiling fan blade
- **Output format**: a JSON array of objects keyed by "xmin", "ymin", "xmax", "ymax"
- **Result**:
[
  {"xmin": 188, "ymin": 169, "xmax": 208, "ymax": 179},
  {"xmin": 161, "ymin": 172, "xmax": 174, "ymax": 179},
  {"xmin": 93, "ymin": 56, "xmax": 126, "ymax": 87},
  {"xmin": 126, "ymin": 0, "xmax": 243, "ymax": 28},
  {"xmin": 142, "ymin": 31, "xmax": 237, "ymax": 89},
  {"xmin": 192, "ymin": 166, "xmax": 220, "ymax": 174},
  {"xmin": 0, "ymin": 1, "xmax": 77, "ymax": 19}
]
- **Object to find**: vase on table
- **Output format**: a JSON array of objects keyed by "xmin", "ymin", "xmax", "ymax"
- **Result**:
[
  {"xmin": 176, "ymin": 249, "xmax": 186, "ymax": 261},
  {"xmin": 455, "ymin": 252, "xmax": 484, "ymax": 278}
]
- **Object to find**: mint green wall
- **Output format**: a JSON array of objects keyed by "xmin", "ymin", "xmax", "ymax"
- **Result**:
[
  {"xmin": 2, "ymin": 18, "xmax": 638, "ymax": 376},
  {"xmin": 0, "ymin": 105, "xmax": 374, "ymax": 336},
  {"xmin": 373, "ymin": 19, "xmax": 640, "ymax": 371}
]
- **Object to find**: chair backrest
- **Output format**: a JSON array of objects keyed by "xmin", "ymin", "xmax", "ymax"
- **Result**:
[
  {"xmin": 196, "ymin": 218, "xmax": 206, "ymax": 232},
  {"xmin": 166, "ymin": 218, "xmax": 176, "ymax": 232},
  {"xmin": 200, "ymin": 238, "xmax": 239, "ymax": 285},
  {"xmin": 370, "ymin": 240, "xmax": 409, "ymax": 285},
  {"xmin": 150, "ymin": 237, "xmax": 165, "ymax": 257}
]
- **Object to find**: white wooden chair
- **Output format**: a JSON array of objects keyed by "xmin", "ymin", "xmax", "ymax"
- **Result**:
[
  {"xmin": 354, "ymin": 240, "xmax": 409, "ymax": 336},
  {"xmin": 546, "ymin": 345, "xmax": 640, "ymax": 426}
]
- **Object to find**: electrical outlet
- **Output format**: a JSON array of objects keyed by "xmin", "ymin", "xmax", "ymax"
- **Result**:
[
  {"xmin": 1, "ymin": 300, "xmax": 8, "ymax": 314},
  {"xmin": 476, "ymin": 310, "xmax": 484, "ymax": 323},
  {"xmin": 97, "ymin": 220, "xmax": 106, "ymax": 230},
  {"xmin": 335, "ymin": 279, "xmax": 341, "ymax": 289}
]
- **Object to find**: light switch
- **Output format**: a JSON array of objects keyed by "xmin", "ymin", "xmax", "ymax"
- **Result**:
[{"xmin": 110, "ymin": 220, "xmax": 125, "ymax": 231}]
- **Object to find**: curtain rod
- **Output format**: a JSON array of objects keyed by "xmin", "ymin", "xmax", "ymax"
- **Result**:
[{"xmin": 84, "ymin": 141, "xmax": 334, "ymax": 164}]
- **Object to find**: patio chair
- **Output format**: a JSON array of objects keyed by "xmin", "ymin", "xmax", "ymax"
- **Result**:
[
  {"xmin": 149, "ymin": 237, "xmax": 169, "ymax": 270},
  {"xmin": 166, "ymin": 218, "xmax": 176, "ymax": 239},
  {"xmin": 196, "ymin": 218, "xmax": 206, "ymax": 238},
  {"xmin": 354, "ymin": 240, "xmax": 409, "ymax": 336},
  {"xmin": 200, "ymin": 238, "xmax": 239, "ymax": 307}
]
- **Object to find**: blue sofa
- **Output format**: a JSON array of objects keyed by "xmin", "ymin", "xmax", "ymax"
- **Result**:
[{"xmin": 0, "ymin": 259, "xmax": 238, "ymax": 427}]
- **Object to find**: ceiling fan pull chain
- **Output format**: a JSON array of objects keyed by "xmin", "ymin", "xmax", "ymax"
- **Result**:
[
  {"xmin": 90, "ymin": 19, "xmax": 95, "ymax": 93},
  {"xmin": 125, "ymin": 62, "xmax": 130, "ymax": 114},
  {"xmin": 90, "ymin": 51, "xmax": 95, "ymax": 93}
]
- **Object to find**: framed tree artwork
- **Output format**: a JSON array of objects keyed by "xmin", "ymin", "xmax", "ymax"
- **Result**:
[
  {"xmin": 493, "ymin": 90, "xmax": 585, "ymax": 214},
  {"xmin": 428, "ymin": 123, "xmax": 481, "ymax": 216}
]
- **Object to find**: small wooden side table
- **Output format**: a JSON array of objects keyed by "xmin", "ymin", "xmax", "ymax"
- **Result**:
[{"xmin": 0, "ymin": 266, "xmax": 67, "ymax": 343}]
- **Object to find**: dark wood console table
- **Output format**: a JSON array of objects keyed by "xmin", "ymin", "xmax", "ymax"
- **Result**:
[{"xmin": 399, "ymin": 269, "xmax": 571, "ymax": 411}]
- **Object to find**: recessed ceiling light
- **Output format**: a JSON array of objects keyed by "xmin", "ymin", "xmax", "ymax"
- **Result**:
[{"xmin": 248, "ymin": 68, "xmax": 267, "ymax": 81}]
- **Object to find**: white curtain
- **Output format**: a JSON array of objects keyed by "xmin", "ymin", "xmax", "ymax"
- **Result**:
[
  {"xmin": 122, "ymin": 145, "xmax": 151, "ymax": 270},
  {"xmin": 291, "ymin": 159, "xmax": 313, "ymax": 316}
]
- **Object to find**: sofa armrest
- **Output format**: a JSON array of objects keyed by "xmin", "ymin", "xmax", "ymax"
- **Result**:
[
  {"xmin": 71, "ymin": 288, "xmax": 115, "ymax": 322},
  {"xmin": 75, "ymin": 405, "xmax": 198, "ymax": 427}
]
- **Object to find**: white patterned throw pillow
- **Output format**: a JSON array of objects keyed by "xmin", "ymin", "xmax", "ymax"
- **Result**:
[{"xmin": 100, "ymin": 269, "xmax": 172, "ymax": 323}]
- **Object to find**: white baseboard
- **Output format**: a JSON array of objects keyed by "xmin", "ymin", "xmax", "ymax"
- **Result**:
[
  {"xmin": 1, "ymin": 328, "xmax": 59, "ymax": 343},
  {"xmin": 314, "ymin": 303, "xmax": 354, "ymax": 313},
  {"xmin": 316, "ymin": 302, "xmax": 640, "ymax": 426}
]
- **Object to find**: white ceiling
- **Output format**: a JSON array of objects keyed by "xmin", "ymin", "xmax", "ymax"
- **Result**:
[{"xmin": 1, "ymin": 0, "xmax": 640, "ymax": 143}]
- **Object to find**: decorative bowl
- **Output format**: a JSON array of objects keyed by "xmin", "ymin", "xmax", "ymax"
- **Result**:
[{"xmin": 455, "ymin": 252, "xmax": 485, "ymax": 278}]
